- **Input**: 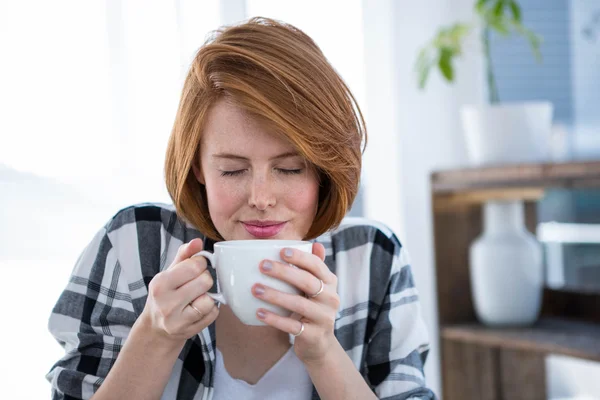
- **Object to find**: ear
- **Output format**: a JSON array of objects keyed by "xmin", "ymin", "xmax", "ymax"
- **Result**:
[{"xmin": 192, "ymin": 162, "xmax": 205, "ymax": 185}]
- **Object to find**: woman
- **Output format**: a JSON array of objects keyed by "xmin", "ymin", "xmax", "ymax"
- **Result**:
[{"xmin": 47, "ymin": 17, "xmax": 435, "ymax": 400}]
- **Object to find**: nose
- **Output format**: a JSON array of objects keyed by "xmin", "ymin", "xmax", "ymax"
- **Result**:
[{"xmin": 248, "ymin": 173, "xmax": 276, "ymax": 210}]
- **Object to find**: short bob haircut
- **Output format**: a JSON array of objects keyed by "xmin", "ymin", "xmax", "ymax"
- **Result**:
[{"xmin": 165, "ymin": 17, "xmax": 366, "ymax": 241}]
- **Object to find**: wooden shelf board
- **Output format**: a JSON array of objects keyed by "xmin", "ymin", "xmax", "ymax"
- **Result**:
[
  {"xmin": 433, "ymin": 187, "xmax": 545, "ymax": 210},
  {"xmin": 441, "ymin": 317, "xmax": 600, "ymax": 363},
  {"xmin": 432, "ymin": 161, "xmax": 600, "ymax": 193}
]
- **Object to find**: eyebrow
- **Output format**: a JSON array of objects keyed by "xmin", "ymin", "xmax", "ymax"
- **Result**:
[{"xmin": 212, "ymin": 152, "xmax": 300, "ymax": 161}]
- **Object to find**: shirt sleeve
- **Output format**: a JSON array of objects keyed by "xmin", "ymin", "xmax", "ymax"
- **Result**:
[
  {"xmin": 366, "ymin": 236, "xmax": 437, "ymax": 400},
  {"xmin": 46, "ymin": 226, "xmax": 138, "ymax": 400}
]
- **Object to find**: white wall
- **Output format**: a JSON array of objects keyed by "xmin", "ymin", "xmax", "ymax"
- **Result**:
[
  {"xmin": 362, "ymin": 0, "xmax": 483, "ymax": 397},
  {"xmin": 545, "ymin": 2, "xmax": 600, "ymax": 397},
  {"xmin": 570, "ymin": 0, "xmax": 600, "ymax": 159},
  {"xmin": 546, "ymin": 355, "xmax": 600, "ymax": 399}
]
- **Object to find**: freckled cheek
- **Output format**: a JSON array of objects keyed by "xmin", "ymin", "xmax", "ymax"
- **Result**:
[
  {"xmin": 283, "ymin": 182, "xmax": 319, "ymax": 214},
  {"xmin": 206, "ymin": 182, "xmax": 246, "ymax": 221}
]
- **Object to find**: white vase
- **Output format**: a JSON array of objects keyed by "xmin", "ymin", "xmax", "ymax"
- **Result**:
[
  {"xmin": 461, "ymin": 102, "xmax": 553, "ymax": 165},
  {"xmin": 469, "ymin": 200, "xmax": 544, "ymax": 326}
]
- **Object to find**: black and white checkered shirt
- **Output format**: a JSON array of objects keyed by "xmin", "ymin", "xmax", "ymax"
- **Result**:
[{"xmin": 46, "ymin": 203, "xmax": 435, "ymax": 399}]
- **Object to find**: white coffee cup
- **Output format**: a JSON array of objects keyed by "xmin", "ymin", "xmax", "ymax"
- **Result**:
[{"xmin": 194, "ymin": 240, "xmax": 313, "ymax": 325}]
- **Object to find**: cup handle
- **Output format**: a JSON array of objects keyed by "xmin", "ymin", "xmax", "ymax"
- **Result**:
[{"xmin": 193, "ymin": 250, "xmax": 227, "ymax": 305}]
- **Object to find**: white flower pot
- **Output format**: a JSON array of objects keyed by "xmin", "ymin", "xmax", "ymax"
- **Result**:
[
  {"xmin": 469, "ymin": 200, "xmax": 544, "ymax": 326},
  {"xmin": 461, "ymin": 102, "xmax": 554, "ymax": 165}
]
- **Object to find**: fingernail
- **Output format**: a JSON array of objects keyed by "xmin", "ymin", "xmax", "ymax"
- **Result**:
[
  {"xmin": 284, "ymin": 248, "xmax": 293, "ymax": 258},
  {"xmin": 262, "ymin": 261, "xmax": 273, "ymax": 271},
  {"xmin": 254, "ymin": 285, "xmax": 265, "ymax": 295},
  {"xmin": 257, "ymin": 310, "xmax": 266, "ymax": 319}
]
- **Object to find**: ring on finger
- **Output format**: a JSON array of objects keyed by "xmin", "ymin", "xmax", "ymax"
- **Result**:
[
  {"xmin": 292, "ymin": 322, "xmax": 305, "ymax": 337},
  {"xmin": 309, "ymin": 279, "xmax": 324, "ymax": 298},
  {"xmin": 189, "ymin": 302, "xmax": 203, "ymax": 319}
]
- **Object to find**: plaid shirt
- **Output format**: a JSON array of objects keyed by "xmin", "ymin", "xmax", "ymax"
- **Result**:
[{"xmin": 47, "ymin": 203, "xmax": 435, "ymax": 400}]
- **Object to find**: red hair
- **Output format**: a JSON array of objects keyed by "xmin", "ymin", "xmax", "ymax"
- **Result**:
[{"xmin": 165, "ymin": 17, "xmax": 366, "ymax": 240}]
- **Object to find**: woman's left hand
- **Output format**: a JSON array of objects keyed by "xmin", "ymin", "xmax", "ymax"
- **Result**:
[{"xmin": 252, "ymin": 242, "xmax": 340, "ymax": 365}]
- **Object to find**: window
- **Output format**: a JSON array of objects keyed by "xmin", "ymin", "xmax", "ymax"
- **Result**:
[{"xmin": 0, "ymin": 1, "xmax": 220, "ymax": 397}]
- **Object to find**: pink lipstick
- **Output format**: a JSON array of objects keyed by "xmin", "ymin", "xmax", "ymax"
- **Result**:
[{"xmin": 242, "ymin": 220, "xmax": 287, "ymax": 239}]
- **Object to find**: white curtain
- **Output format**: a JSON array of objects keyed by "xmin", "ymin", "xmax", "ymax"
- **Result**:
[
  {"xmin": 0, "ymin": 0, "xmax": 221, "ymax": 258},
  {"xmin": 0, "ymin": 1, "xmax": 220, "ymax": 398}
]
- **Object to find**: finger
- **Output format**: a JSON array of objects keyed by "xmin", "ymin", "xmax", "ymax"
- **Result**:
[
  {"xmin": 280, "ymin": 247, "xmax": 331, "ymax": 282},
  {"xmin": 312, "ymin": 242, "xmax": 326, "ymax": 262},
  {"xmin": 260, "ymin": 260, "xmax": 322, "ymax": 298},
  {"xmin": 185, "ymin": 305, "xmax": 219, "ymax": 337},
  {"xmin": 182, "ymin": 294, "xmax": 218, "ymax": 325},
  {"xmin": 252, "ymin": 284, "xmax": 328, "ymax": 323},
  {"xmin": 187, "ymin": 302, "xmax": 205, "ymax": 320},
  {"xmin": 189, "ymin": 293, "xmax": 218, "ymax": 316},
  {"xmin": 256, "ymin": 308, "xmax": 305, "ymax": 337},
  {"xmin": 165, "ymin": 257, "xmax": 208, "ymax": 289},
  {"xmin": 178, "ymin": 269, "xmax": 214, "ymax": 305},
  {"xmin": 171, "ymin": 239, "xmax": 204, "ymax": 266}
]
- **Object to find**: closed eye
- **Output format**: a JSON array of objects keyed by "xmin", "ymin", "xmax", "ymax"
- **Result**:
[
  {"xmin": 220, "ymin": 168, "xmax": 303, "ymax": 177},
  {"xmin": 277, "ymin": 168, "xmax": 303, "ymax": 175},
  {"xmin": 220, "ymin": 169, "xmax": 246, "ymax": 177}
]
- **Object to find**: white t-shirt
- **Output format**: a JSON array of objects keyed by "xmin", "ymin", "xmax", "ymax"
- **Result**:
[{"xmin": 213, "ymin": 346, "xmax": 313, "ymax": 400}]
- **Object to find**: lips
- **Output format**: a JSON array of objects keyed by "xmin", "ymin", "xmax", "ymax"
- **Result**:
[{"xmin": 241, "ymin": 220, "xmax": 287, "ymax": 239}]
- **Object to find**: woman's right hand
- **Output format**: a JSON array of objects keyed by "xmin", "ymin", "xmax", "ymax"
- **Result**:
[{"xmin": 141, "ymin": 238, "xmax": 219, "ymax": 342}]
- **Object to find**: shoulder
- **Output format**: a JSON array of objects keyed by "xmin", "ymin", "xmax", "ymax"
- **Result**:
[
  {"xmin": 323, "ymin": 219, "xmax": 414, "ymax": 322},
  {"xmin": 103, "ymin": 202, "xmax": 196, "ymax": 241},
  {"xmin": 104, "ymin": 202, "xmax": 179, "ymax": 233},
  {"xmin": 322, "ymin": 216, "xmax": 403, "ymax": 258},
  {"xmin": 101, "ymin": 203, "xmax": 202, "ymax": 271},
  {"xmin": 318, "ymin": 217, "xmax": 408, "ymax": 292}
]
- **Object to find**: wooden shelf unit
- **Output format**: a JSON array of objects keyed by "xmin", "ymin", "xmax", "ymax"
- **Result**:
[{"xmin": 431, "ymin": 160, "xmax": 600, "ymax": 400}]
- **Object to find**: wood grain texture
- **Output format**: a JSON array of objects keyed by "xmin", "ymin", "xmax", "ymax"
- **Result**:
[
  {"xmin": 431, "ymin": 161, "xmax": 600, "ymax": 192},
  {"xmin": 432, "ymin": 203, "xmax": 481, "ymax": 325},
  {"xmin": 443, "ymin": 338, "xmax": 548, "ymax": 400},
  {"xmin": 442, "ymin": 318, "xmax": 600, "ymax": 362},
  {"xmin": 442, "ymin": 339, "xmax": 500, "ymax": 400},
  {"xmin": 434, "ymin": 188, "xmax": 545, "ymax": 212},
  {"xmin": 499, "ymin": 349, "xmax": 546, "ymax": 400}
]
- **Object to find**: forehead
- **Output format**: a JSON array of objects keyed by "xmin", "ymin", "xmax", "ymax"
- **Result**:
[{"xmin": 201, "ymin": 99, "xmax": 295, "ymax": 155}]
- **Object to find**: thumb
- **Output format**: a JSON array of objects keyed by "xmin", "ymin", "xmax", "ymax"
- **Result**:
[
  {"xmin": 172, "ymin": 238, "xmax": 205, "ymax": 266},
  {"xmin": 312, "ymin": 242, "xmax": 326, "ymax": 262}
]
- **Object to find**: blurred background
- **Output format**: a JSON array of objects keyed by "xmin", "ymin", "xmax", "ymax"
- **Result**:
[{"xmin": 2, "ymin": 0, "xmax": 600, "ymax": 399}]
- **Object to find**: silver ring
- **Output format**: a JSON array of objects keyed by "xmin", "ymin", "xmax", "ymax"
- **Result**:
[
  {"xmin": 189, "ymin": 303, "xmax": 203, "ymax": 319},
  {"xmin": 309, "ymin": 279, "xmax": 324, "ymax": 298},
  {"xmin": 292, "ymin": 322, "xmax": 305, "ymax": 337}
]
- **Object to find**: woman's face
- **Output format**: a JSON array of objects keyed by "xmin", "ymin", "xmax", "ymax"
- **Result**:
[{"xmin": 193, "ymin": 99, "xmax": 320, "ymax": 241}]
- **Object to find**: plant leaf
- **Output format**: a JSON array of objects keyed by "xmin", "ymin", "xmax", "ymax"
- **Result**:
[
  {"xmin": 475, "ymin": 0, "xmax": 489, "ymax": 14},
  {"xmin": 509, "ymin": 0, "xmax": 522, "ymax": 23},
  {"xmin": 415, "ymin": 48, "xmax": 434, "ymax": 89},
  {"xmin": 418, "ymin": 62, "xmax": 432, "ymax": 89},
  {"xmin": 513, "ymin": 21, "xmax": 543, "ymax": 62},
  {"xmin": 525, "ymin": 30, "xmax": 543, "ymax": 62},
  {"xmin": 488, "ymin": 15, "xmax": 511, "ymax": 36},
  {"xmin": 493, "ymin": 0, "xmax": 505, "ymax": 18},
  {"xmin": 449, "ymin": 23, "xmax": 472, "ymax": 42},
  {"xmin": 415, "ymin": 22, "xmax": 471, "ymax": 88},
  {"xmin": 438, "ymin": 48, "xmax": 454, "ymax": 82}
]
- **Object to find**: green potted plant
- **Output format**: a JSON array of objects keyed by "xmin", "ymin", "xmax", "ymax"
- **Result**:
[{"xmin": 415, "ymin": 0, "xmax": 553, "ymax": 166}]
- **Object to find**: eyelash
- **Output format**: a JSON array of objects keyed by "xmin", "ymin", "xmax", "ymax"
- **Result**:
[{"xmin": 220, "ymin": 169, "xmax": 303, "ymax": 177}]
